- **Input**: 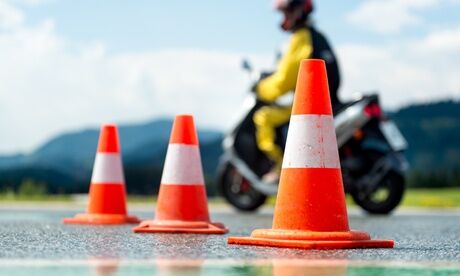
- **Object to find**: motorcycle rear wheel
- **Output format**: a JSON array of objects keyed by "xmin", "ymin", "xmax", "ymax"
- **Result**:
[
  {"xmin": 219, "ymin": 163, "xmax": 267, "ymax": 212},
  {"xmin": 351, "ymin": 171, "xmax": 405, "ymax": 214}
]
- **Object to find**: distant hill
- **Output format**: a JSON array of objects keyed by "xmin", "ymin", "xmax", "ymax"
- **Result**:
[
  {"xmin": 390, "ymin": 100, "xmax": 460, "ymax": 171},
  {"xmin": 0, "ymin": 100, "xmax": 459, "ymax": 194},
  {"xmin": 390, "ymin": 100, "xmax": 460, "ymax": 188},
  {"xmin": 0, "ymin": 118, "xmax": 223, "ymax": 194}
]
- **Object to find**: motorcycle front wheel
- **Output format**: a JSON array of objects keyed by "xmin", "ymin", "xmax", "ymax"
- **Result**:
[
  {"xmin": 351, "ymin": 171, "xmax": 405, "ymax": 214},
  {"xmin": 218, "ymin": 163, "xmax": 267, "ymax": 212}
]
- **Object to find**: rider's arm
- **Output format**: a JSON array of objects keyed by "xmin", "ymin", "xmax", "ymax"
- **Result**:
[{"xmin": 257, "ymin": 28, "xmax": 313, "ymax": 103}]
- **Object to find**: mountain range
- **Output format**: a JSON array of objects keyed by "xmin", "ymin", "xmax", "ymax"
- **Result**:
[
  {"xmin": 0, "ymin": 119, "xmax": 223, "ymax": 194},
  {"xmin": 0, "ymin": 100, "xmax": 459, "ymax": 194}
]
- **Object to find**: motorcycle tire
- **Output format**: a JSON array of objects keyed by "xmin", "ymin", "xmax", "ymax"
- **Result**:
[
  {"xmin": 219, "ymin": 163, "xmax": 267, "ymax": 212},
  {"xmin": 351, "ymin": 171, "xmax": 405, "ymax": 214}
]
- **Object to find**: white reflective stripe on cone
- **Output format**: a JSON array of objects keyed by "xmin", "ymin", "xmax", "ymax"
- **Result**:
[
  {"xmin": 91, "ymin": 153, "xmax": 125, "ymax": 184},
  {"xmin": 161, "ymin": 144, "xmax": 205, "ymax": 185},
  {"xmin": 282, "ymin": 114, "xmax": 341, "ymax": 169}
]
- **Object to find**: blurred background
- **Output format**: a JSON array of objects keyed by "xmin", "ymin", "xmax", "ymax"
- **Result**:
[{"xmin": 0, "ymin": 0, "xmax": 459, "ymax": 205}]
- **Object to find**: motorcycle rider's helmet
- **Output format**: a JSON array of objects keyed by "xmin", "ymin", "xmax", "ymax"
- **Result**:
[{"xmin": 274, "ymin": 0, "xmax": 314, "ymax": 31}]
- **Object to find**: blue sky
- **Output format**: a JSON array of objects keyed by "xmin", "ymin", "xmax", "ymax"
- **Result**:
[
  {"xmin": 0, "ymin": 0, "xmax": 459, "ymax": 153},
  {"xmin": 20, "ymin": 0, "xmax": 287, "ymax": 53},
  {"xmin": 17, "ymin": 0, "xmax": 460, "ymax": 51}
]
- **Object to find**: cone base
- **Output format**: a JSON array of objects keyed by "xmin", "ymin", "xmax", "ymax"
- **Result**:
[
  {"xmin": 132, "ymin": 219, "xmax": 228, "ymax": 234},
  {"xmin": 63, "ymin": 213, "xmax": 140, "ymax": 225},
  {"xmin": 228, "ymin": 236, "xmax": 394, "ymax": 250},
  {"xmin": 228, "ymin": 228, "xmax": 394, "ymax": 250},
  {"xmin": 251, "ymin": 228, "xmax": 372, "ymax": 241}
]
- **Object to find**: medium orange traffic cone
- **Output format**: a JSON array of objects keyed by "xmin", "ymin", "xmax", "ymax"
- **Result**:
[
  {"xmin": 133, "ymin": 115, "xmax": 227, "ymax": 234},
  {"xmin": 64, "ymin": 124, "xmax": 140, "ymax": 225},
  {"xmin": 228, "ymin": 59, "xmax": 394, "ymax": 249}
]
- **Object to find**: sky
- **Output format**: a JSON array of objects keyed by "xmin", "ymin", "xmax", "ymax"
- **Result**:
[{"xmin": 0, "ymin": 0, "xmax": 459, "ymax": 154}]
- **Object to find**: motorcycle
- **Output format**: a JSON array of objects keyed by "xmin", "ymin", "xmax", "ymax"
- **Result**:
[{"xmin": 216, "ymin": 60, "xmax": 409, "ymax": 214}]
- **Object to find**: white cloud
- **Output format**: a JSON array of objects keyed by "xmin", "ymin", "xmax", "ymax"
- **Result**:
[
  {"xmin": 0, "ymin": 0, "xmax": 24, "ymax": 29},
  {"xmin": 346, "ymin": 0, "xmax": 439, "ymax": 34},
  {"xmin": 413, "ymin": 25, "xmax": 460, "ymax": 53},
  {"xmin": 337, "ymin": 25, "xmax": 460, "ymax": 108},
  {"xmin": 0, "ymin": 2, "xmax": 269, "ymax": 153}
]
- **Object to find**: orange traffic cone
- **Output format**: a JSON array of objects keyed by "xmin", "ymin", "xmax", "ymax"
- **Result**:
[
  {"xmin": 133, "ymin": 115, "xmax": 228, "ymax": 234},
  {"xmin": 64, "ymin": 124, "xmax": 140, "ymax": 225},
  {"xmin": 228, "ymin": 59, "xmax": 394, "ymax": 249}
]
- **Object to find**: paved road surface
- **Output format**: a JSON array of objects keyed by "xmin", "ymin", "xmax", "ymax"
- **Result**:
[{"xmin": 0, "ymin": 206, "xmax": 459, "ymax": 275}]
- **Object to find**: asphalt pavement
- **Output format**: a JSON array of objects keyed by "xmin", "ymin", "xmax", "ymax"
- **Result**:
[{"xmin": 0, "ymin": 206, "xmax": 459, "ymax": 275}]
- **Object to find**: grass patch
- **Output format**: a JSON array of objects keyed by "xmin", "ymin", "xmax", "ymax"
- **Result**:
[
  {"xmin": 0, "ymin": 193, "xmax": 72, "ymax": 202},
  {"xmin": 400, "ymin": 188, "xmax": 460, "ymax": 208},
  {"xmin": 0, "ymin": 188, "xmax": 459, "ymax": 208}
]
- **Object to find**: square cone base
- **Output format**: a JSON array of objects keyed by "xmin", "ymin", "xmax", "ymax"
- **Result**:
[
  {"xmin": 133, "ymin": 219, "xmax": 228, "ymax": 234},
  {"xmin": 228, "ymin": 229, "xmax": 394, "ymax": 250},
  {"xmin": 63, "ymin": 213, "xmax": 140, "ymax": 225}
]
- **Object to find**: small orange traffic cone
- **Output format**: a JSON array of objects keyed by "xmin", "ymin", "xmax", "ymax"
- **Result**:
[
  {"xmin": 228, "ymin": 59, "xmax": 394, "ymax": 249},
  {"xmin": 64, "ymin": 124, "xmax": 140, "ymax": 225},
  {"xmin": 133, "ymin": 115, "xmax": 227, "ymax": 234}
]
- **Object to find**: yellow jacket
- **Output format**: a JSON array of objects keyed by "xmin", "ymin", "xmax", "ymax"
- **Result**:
[{"xmin": 257, "ymin": 28, "xmax": 313, "ymax": 103}]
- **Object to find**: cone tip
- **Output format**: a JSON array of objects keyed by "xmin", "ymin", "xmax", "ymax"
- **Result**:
[
  {"xmin": 169, "ymin": 114, "xmax": 199, "ymax": 145},
  {"xmin": 293, "ymin": 58, "xmax": 332, "ymax": 116},
  {"xmin": 97, "ymin": 123, "xmax": 120, "ymax": 153},
  {"xmin": 176, "ymin": 114, "xmax": 193, "ymax": 120},
  {"xmin": 300, "ymin": 58, "xmax": 325, "ymax": 67},
  {"xmin": 102, "ymin": 123, "xmax": 117, "ymax": 129}
]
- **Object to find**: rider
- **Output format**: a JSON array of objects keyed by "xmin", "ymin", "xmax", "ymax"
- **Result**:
[{"xmin": 254, "ymin": 0, "xmax": 341, "ymax": 181}]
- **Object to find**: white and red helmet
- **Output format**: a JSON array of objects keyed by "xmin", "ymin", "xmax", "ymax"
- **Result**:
[
  {"xmin": 274, "ymin": 0, "xmax": 314, "ymax": 31},
  {"xmin": 274, "ymin": 0, "xmax": 313, "ymax": 13}
]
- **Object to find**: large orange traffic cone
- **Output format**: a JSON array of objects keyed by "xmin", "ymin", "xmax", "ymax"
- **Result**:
[
  {"xmin": 133, "ymin": 115, "xmax": 227, "ymax": 234},
  {"xmin": 228, "ymin": 59, "xmax": 394, "ymax": 249},
  {"xmin": 64, "ymin": 124, "xmax": 140, "ymax": 225}
]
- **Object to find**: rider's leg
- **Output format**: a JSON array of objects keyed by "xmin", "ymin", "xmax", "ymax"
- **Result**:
[{"xmin": 253, "ymin": 105, "xmax": 292, "ymax": 172}]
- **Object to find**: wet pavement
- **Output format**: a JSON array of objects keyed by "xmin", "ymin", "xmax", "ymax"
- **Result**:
[{"xmin": 0, "ymin": 206, "xmax": 459, "ymax": 275}]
